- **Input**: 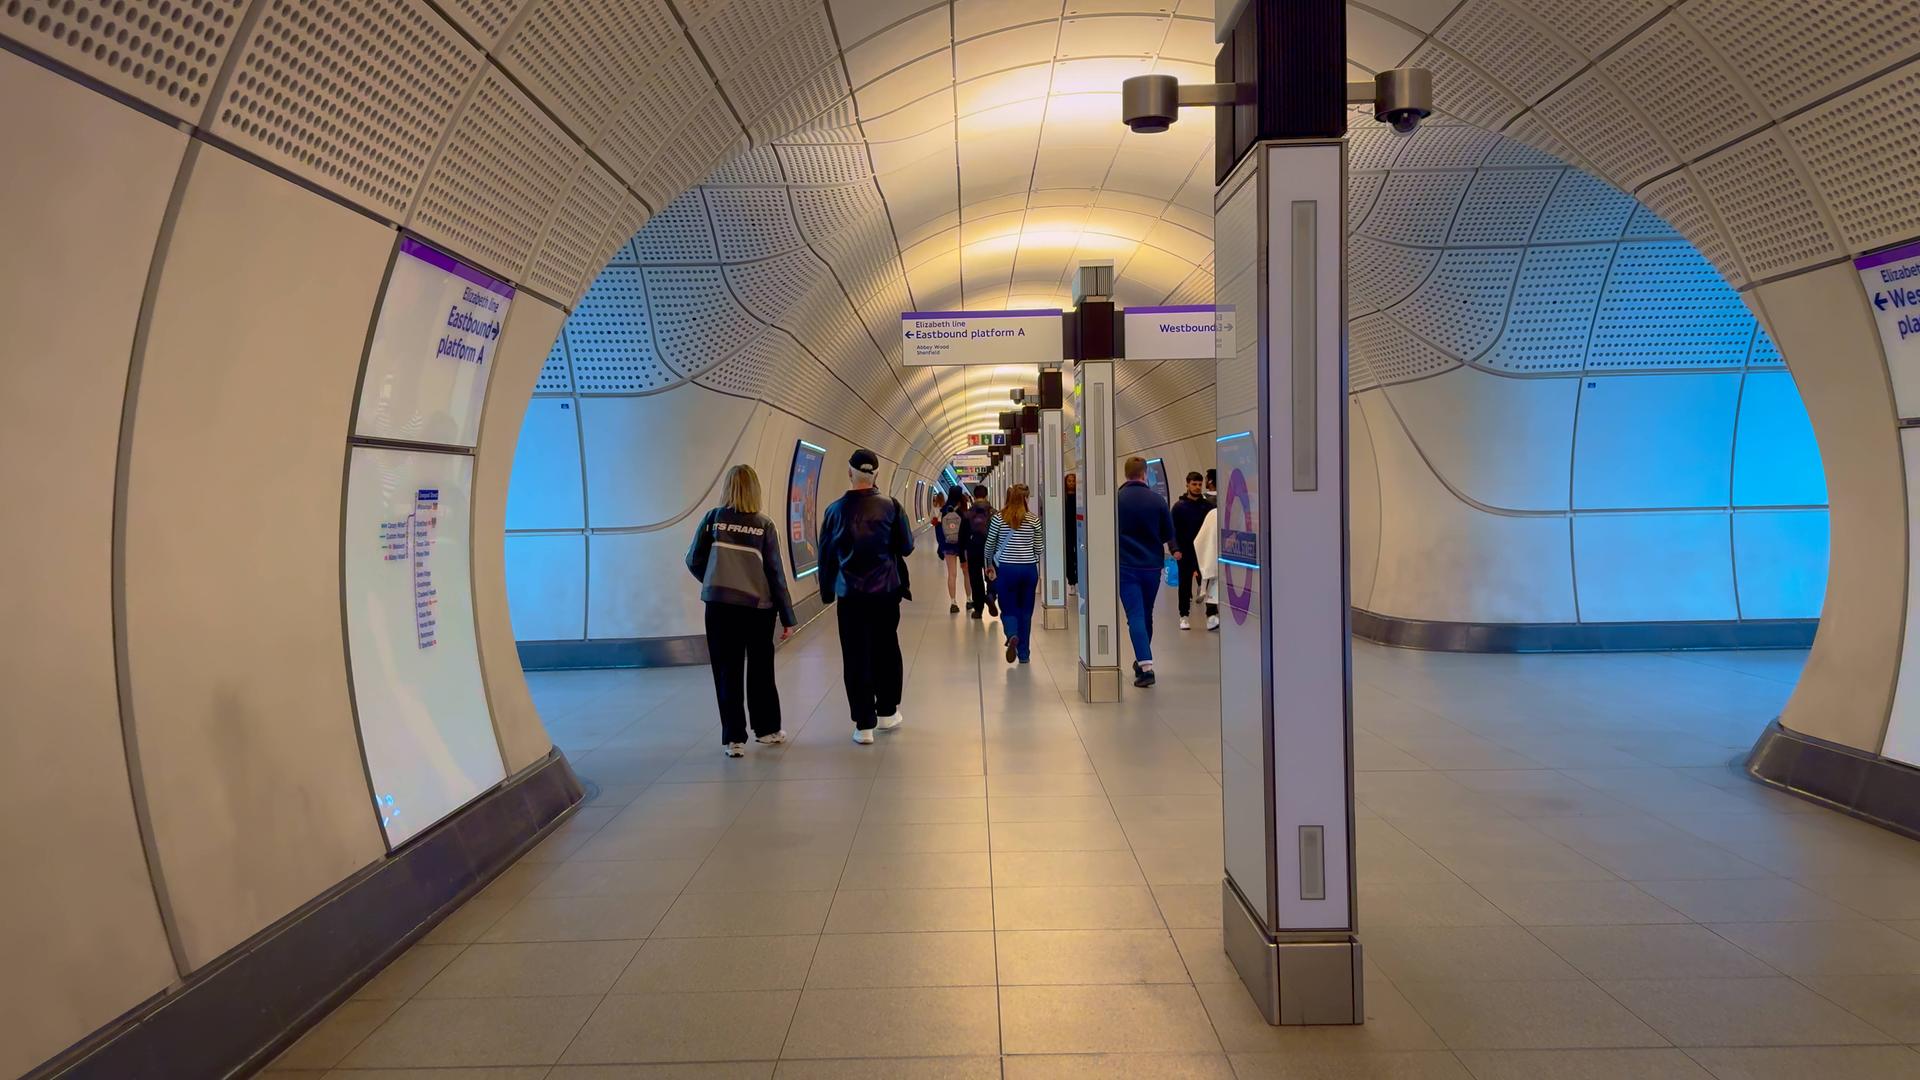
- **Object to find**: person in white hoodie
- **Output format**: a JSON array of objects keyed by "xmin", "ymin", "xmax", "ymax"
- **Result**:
[{"xmin": 1195, "ymin": 505, "xmax": 1221, "ymax": 631}]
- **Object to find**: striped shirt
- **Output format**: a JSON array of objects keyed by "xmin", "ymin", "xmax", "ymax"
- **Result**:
[{"xmin": 986, "ymin": 513, "xmax": 1043, "ymax": 565}]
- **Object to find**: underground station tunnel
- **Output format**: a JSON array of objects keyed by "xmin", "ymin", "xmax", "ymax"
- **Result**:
[{"xmin": 5, "ymin": 0, "xmax": 1920, "ymax": 1077}]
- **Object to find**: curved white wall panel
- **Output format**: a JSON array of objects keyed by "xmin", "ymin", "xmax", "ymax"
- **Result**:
[
  {"xmin": 1571, "ymin": 374, "xmax": 1740, "ymax": 510},
  {"xmin": 579, "ymin": 389, "xmax": 757, "ymax": 529},
  {"xmin": 1734, "ymin": 372, "xmax": 1830, "ymax": 508},
  {"xmin": 588, "ymin": 523, "xmax": 721, "ymax": 640},
  {"xmin": 507, "ymin": 535, "xmax": 590, "ymax": 641},
  {"xmin": 1734, "ymin": 511, "xmax": 1832, "ymax": 620},
  {"xmin": 1382, "ymin": 367, "xmax": 1579, "ymax": 512},
  {"xmin": 1573, "ymin": 512, "xmax": 1740, "ymax": 622},
  {"xmin": 121, "ymin": 145, "xmax": 391, "ymax": 966},
  {"xmin": 505, "ymin": 398, "xmax": 588, "ymax": 531},
  {"xmin": 0, "ymin": 53, "xmax": 183, "ymax": 1078}
]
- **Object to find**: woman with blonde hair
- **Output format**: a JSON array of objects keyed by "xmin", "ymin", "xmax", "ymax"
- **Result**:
[
  {"xmin": 686, "ymin": 464, "xmax": 796, "ymax": 757},
  {"xmin": 985, "ymin": 484, "xmax": 1043, "ymax": 664}
]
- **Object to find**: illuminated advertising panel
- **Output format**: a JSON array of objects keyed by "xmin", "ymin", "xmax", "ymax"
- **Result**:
[
  {"xmin": 1144, "ymin": 457, "xmax": 1170, "ymax": 501},
  {"xmin": 788, "ymin": 440, "xmax": 826, "ymax": 578}
]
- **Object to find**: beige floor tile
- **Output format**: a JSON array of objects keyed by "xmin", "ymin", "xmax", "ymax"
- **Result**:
[
  {"xmin": 1794, "ymin": 877, "xmax": 1920, "ymax": 920},
  {"xmin": 683, "ymin": 853, "xmax": 847, "ymax": 893},
  {"xmin": 862, "ymin": 796, "xmax": 988, "ymax": 824},
  {"xmin": 1356, "ymin": 881, "xmax": 1512, "ymax": 928},
  {"xmin": 1228, "ymin": 1050, "xmax": 1473, "ymax": 1078},
  {"xmin": 1000, "ymin": 984, "xmax": 1222, "ymax": 1053},
  {"xmin": 339, "ymin": 997, "xmax": 598, "ymax": 1068},
  {"xmin": 1634, "ymin": 876, "xmax": 1865, "ymax": 923},
  {"xmin": 613, "ymin": 936, "xmax": 818, "ymax": 993},
  {"xmin": 1172, "ymin": 928, "xmax": 1240, "ymax": 984},
  {"xmin": 1124, "ymin": 845, "xmax": 1216, "ymax": 885},
  {"xmin": 850, "ymin": 821, "xmax": 990, "ymax": 853},
  {"xmin": 1004, "ymin": 1052, "xmax": 1235, "ymax": 1078},
  {"xmin": 531, "ymin": 859, "xmax": 703, "ymax": 898},
  {"xmin": 573, "ymin": 826, "xmax": 728, "ymax": 863},
  {"xmin": 805, "ymin": 930, "xmax": 997, "ymax": 987},
  {"xmin": 1451, "ymin": 1048, "xmax": 1712, "ymax": 1079},
  {"xmin": 651, "ymin": 891, "xmax": 833, "ymax": 938},
  {"xmin": 990, "ymin": 795, "xmax": 1118, "ymax": 822},
  {"xmin": 1393, "ymin": 979, "xmax": 1666, "ymax": 1050},
  {"xmin": 272, "ymin": 1000, "xmax": 403, "ymax": 1069},
  {"xmin": 1707, "ymin": 920, "xmax": 1920, "ymax": 975},
  {"xmin": 1109, "ymin": 794, "xmax": 1223, "ymax": 822},
  {"xmin": 1597, "ymin": 977, "xmax": 1892, "ymax": 1047},
  {"xmin": 559, "ymin": 991, "xmax": 800, "ymax": 1064},
  {"xmin": 991, "ymin": 819, "xmax": 1132, "ymax": 852},
  {"xmin": 1122, "ymin": 818, "xmax": 1223, "ymax": 851},
  {"xmin": 823, "ymin": 887, "xmax": 994, "ymax": 932},
  {"xmin": 779, "ymin": 986, "xmax": 1000, "ymax": 1058},
  {"xmin": 1680, "ymin": 1046, "xmax": 1920, "ymax": 1079},
  {"xmin": 994, "ymin": 885, "xmax": 1166, "ymax": 930},
  {"xmin": 773, "ymin": 1057, "xmax": 999, "ymax": 1079},
  {"xmin": 1792, "ymin": 974, "xmax": 1920, "ymax": 1041},
  {"xmin": 1151, "ymin": 883, "xmax": 1222, "ymax": 928},
  {"xmin": 421, "ymin": 894, "xmax": 516, "ymax": 944},
  {"xmin": 1528, "ymin": 924, "xmax": 1775, "ymax": 980},
  {"xmin": 836, "ymin": 849, "xmax": 992, "ymax": 889},
  {"xmin": 1471, "ymin": 881, "xmax": 1687, "ymax": 926},
  {"xmin": 351, "ymin": 944, "xmax": 466, "ymax": 1001},
  {"xmin": 477, "ymin": 895, "xmax": 675, "ymax": 943},
  {"xmin": 549, "ymin": 1065, "xmax": 773, "ymax": 1079},
  {"xmin": 1361, "ymin": 926, "xmax": 1582, "ymax": 983},
  {"xmin": 996, "ymin": 929, "xmax": 1190, "ymax": 984},
  {"xmin": 418, "ymin": 940, "xmax": 641, "ymax": 997},
  {"xmin": 992, "ymin": 849, "xmax": 1147, "ymax": 887},
  {"xmin": 1198, "ymin": 978, "xmax": 1446, "ymax": 1053}
]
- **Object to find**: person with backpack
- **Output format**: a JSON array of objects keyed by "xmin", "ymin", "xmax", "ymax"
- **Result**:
[
  {"xmin": 684, "ymin": 464, "xmax": 796, "ymax": 757},
  {"xmin": 985, "ymin": 484, "xmax": 1043, "ymax": 664},
  {"xmin": 964, "ymin": 484, "xmax": 997, "ymax": 619},
  {"xmin": 936, "ymin": 486, "xmax": 971, "ymax": 614},
  {"xmin": 818, "ymin": 449, "xmax": 915, "ymax": 744}
]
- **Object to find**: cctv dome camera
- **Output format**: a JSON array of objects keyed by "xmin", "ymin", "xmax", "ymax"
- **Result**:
[
  {"xmin": 1121, "ymin": 74, "xmax": 1180, "ymax": 134},
  {"xmin": 1374, "ymin": 68, "xmax": 1434, "ymax": 136}
]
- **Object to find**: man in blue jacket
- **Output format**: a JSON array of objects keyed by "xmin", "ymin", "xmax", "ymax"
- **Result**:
[
  {"xmin": 1116, "ymin": 455, "xmax": 1176, "ymax": 687},
  {"xmin": 818, "ymin": 449, "xmax": 915, "ymax": 743}
]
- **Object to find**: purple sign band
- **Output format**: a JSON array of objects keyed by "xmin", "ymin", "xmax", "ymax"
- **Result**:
[
  {"xmin": 401, "ymin": 237, "xmax": 516, "ymax": 299},
  {"xmin": 1855, "ymin": 239, "xmax": 1920, "ymax": 271},
  {"xmin": 1127, "ymin": 304, "xmax": 1216, "ymax": 314},
  {"xmin": 903, "ymin": 309, "xmax": 1062, "ymax": 319}
]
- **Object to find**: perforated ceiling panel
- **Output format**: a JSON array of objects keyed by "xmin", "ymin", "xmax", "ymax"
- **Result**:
[
  {"xmin": 1533, "ymin": 72, "xmax": 1672, "ymax": 190},
  {"xmin": 528, "ymin": 159, "xmax": 625, "ymax": 299},
  {"xmin": 1, "ymin": 0, "xmax": 245, "ymax": 119},
  {"xmin": 1685, "ymin": 0, "xmax": 1920, "ymax": 116},
  {"xmin": 1590, "ymin": 242, "xmax": 1756, "ymax": 369},
  {"xmin": 1448, "ymin": 170, "xmax": 1558, "ymax": 245},
  {"xmin": 537, "ymin": 332, "xmax": 573, "ymax": 393},
  {"xmin": 1349, "ymin": 236, "xmax": 1441, "ymax": 315},
  {"xmin": 1480, "ymin": 245, "xmax": 1612, "ymax": 373},
  {"xmin": 1785, "ymin": 65, "xmax": 1920, "ymax": 254},
  {"xmin": 1601, "ymin": 13, "xmax": 1765, "ymax": 161},
  {"xmin": 1390, "ymin": 249, "xmax": 1524, "ymax": 358},
  {"xmin": 566, "ymin": 265, "xmax": 671, "ymax": 392},
  {"xmin": 1351, "ymin": 313, "xmax": 1460, "ymax": 385},
  {"xmin": 500, "ymin": 0, "xmax": 680, "ymax": 140},
  {"xmin": 704, "ymin": 188, "xmax": 805, "ymax": 261},
  {"xmin": 1395, "ymin": 124, "xmax": 1499, "ymax": 170},
  {"xmin": 413, "ymin": 69, "xmax": 579, "ymax": 279},
  {"xmin": 1349, "ymin": 125, "xmax": 1407, "ymax": 172},
  {"xmin": 214, "ymin": 0, "xmax": 478, "ymax": 219},
  {"xmin": 1518, "ymin": 0, "xmax": 1665, "ymax": 57},
  {"xmin": 439, "ymin": 0, "xmax": 525, "ymax": 49},
  {"xmin": 1436, "ymin": 0, "xmax": 1582, "ymax": 104},
  {"xmin": 1533, "ymin": 171, "xmax": 1635, "ymax": 244},
  {"xmin": 632, "ymin": 191, "xmax": 716, "ymax": 263},
  {"xmin": 1361, "ymin": 171, "xmax": 1474, "ymax": 246},
  {"xmin": 594, "ymin": 39, "xmax": 711, "ymax": 180},
  {"xmin": 726, "ymin": 249, "xmax": 826, "ymax": 324},
  {"xmin": 1349, "ymin": 173, "xmax": 1388, "ymax": 234},
  {"xmin": 1634, "ymin": 169, "xmax": 1746, "ymax": 287},
  {"xmin": 1408, "ymin": 43, "xmax": 1523, "ymax": 130},
  {"xmin": 1691, "ymin": 132, "xmax": 1842, "ymax": 279},
  {"xmin": 778, "ymin": 144, "xmax": 874, "ymax": 185},
  {"xmin": 645, "ymin": 266, "xmax": 767, "ymax": 377}
]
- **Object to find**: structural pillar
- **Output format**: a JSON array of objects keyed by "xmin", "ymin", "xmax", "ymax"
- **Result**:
[{"xmin": 1041, "ymin": 400, "xmax": 1068, "ymax": 630}]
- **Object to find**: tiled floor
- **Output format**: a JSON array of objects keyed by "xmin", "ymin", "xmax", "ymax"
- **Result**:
[{"xmin": 271, "ymin": 549, "xmax": 1920, "ymax": 1078}]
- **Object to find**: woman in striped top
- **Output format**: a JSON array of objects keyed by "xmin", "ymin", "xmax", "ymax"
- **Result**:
[{"xmin": 985, "ymin": 484, "xmax": 1043, "ymax": 664}]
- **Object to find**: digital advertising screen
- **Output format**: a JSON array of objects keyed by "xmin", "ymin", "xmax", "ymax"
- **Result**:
[
  {"xmin": 788, "ymin": 440, "xmax": 826, "ymax": 578},
  {"xmin": 1144, "ymin": 457, "xmax": 1170, "ymax": 501},
  {"xmin": 356, "ymin": 237, "xmax": 513, "ymax": 448},
  {"xmin": 344, "ymin": 445, "xmax": 504, "ymax": 847}
]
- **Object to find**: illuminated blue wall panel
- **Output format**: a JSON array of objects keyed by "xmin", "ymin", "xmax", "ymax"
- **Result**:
[
  {"xmin": 1733, "ymin": 372, "xmax": 1828, "ymax": 507},
  {"xmin": 1572, "ymin": 373, "xmax": 1739, "ymax": 510},
  {"xmin": 1573, "ymin": 512, "xmax": 1739, "ymax": 622},
  {"xmin": 505, "ymin": 534, "xmax": 586, "ymax": 641},
  {"xmin": 1734, "ymin": 510, "xmax": 1831, "ymax": 619},
  {"xmin": 504, "ymin": 397, "xmax": 585, "ymax": 531}
]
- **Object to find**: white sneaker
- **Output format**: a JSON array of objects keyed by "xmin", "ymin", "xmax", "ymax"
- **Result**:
[
  {"xmin": 756, "ymin": 730, "xmax": 789, "ymax": 744},
  {"xmin": 877, "ymin": 713, "xmax": 903, "ymax": 732},
  {"xmin": 1180, "ymin": 616, "xmax": 1191, "ymax": 630},
  {"xmin": 852, "ymin": 728, "xmax": 876, "ymax": 745},
  {"xmin": 1207, "ymin": 614, "xmax": 1220, "ymax": 631},
  {"xmin": 723, "ymin": 743, "xmax": 744, "ymax": 758}
]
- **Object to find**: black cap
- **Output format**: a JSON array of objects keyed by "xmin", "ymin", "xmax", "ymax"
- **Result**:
[{"xmin": 850, "ymin": 448, "xmax": 880, "ymax": 475}]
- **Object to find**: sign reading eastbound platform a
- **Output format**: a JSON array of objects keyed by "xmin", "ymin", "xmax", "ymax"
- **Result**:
[
  {"xmin": 1858, "ymin": 240, "xmax": 1920, "ymax": 420},
  {"xmin": 902, "ymin": 309, "xmax": 1063, "ymax": 366},
  {"xmin": 1123, "ymin": 304, "xmax": 1236, "ymax": 361}
]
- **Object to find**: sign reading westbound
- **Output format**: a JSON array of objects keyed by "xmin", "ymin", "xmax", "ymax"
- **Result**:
[{"xmin": 1858, "ymin": 239, "xmax": 1920, "ymax": 420}]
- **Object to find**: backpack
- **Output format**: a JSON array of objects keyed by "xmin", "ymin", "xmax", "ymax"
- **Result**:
[{"xmin": 941, "ymin": 507, "xmax": 963, "ymax": 545}]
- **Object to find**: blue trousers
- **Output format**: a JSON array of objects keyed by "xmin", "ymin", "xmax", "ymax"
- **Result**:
[
  {"xmin": 1117, "ymin": 566, "xmax": 1161, "ymax": 664},
  {"xmin": 996, "ymin": 561, "xmax": 1039, "ymax": 661}
]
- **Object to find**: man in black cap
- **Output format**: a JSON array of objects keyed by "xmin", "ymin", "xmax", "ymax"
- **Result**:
[{"xmin": 818, "ymin": 448, "xmax": 915, "ymax": 744}]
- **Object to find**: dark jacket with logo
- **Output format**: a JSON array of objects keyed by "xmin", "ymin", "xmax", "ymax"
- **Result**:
[
  {"xmin": 1171, "ymin": 492, "xmax": 1216, "ymax": 556},
  {"xmin": 685, "ymin": 507, "xmax": 796, "ymax": 626},
  {"xmin": 818, "ymin": 487, "xmax": 915, "ymax": 599},
  {"xmin": 1115, "ymin": 479, "xmax": 1175, "ymax": 571}
]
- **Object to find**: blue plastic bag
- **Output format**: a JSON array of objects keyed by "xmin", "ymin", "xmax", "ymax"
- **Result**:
[{"xmin": 1163, "ymin": 555, "xmax": 1179, "ymax": 588}]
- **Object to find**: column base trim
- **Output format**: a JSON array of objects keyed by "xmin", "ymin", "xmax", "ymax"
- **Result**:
[
  {"xmin": 1747, "ymin": 720, "xmax": 1920, "ymax": 840},
  {"xmin": 1222, "ymin": 880, "xmax": 1363, "ymax": 1025},
  {"xmin": 32, "ymin": 750, "xmax": 583, "ymax": 1080},
  {"xmin": 1079, "ymin": 663, "xmax": 1122, "ymax": 702},
  {"xmin": 1353, "ymin": 608, "xmax": 1817, "ymax": 653},
  {"xmin": 1043, "ymin": 606, "xmax": 1068, "ymax": 630}
]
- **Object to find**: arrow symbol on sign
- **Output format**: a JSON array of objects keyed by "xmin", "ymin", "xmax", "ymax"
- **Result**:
[{"xmin": 1877, "ymin": 293, "xmax": 1890, "ymax": 311}]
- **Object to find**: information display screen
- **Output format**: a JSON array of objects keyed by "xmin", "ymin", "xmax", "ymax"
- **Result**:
[
  {"xmin": 1144, "ymin": 457, "xmax": 1170, "ymax": 501},
  {"xmin": 788, "ymin": 440, "xmax": 826, "ymax": 578},
  {"xmin": 355, "ymin": 238, "xmax": 513, "ymax": 448},
  {"xmin": 344, "ymin": 445, "xmax": 503, "ymax": 847}
]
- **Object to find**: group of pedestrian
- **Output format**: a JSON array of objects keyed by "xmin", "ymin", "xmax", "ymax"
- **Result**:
[{"xmin": 685, "ymin": 446, "xmax": 1217, "ymax": 752}]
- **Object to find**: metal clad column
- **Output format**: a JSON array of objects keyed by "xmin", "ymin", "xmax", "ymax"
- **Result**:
[
  {"xmin": 1075, "ymin": 360, "xmax": 1120, "ymax": 702},
  {"xmin": 1042, "ymin": 404, "xmax": 1067, "ymax": 629}
]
